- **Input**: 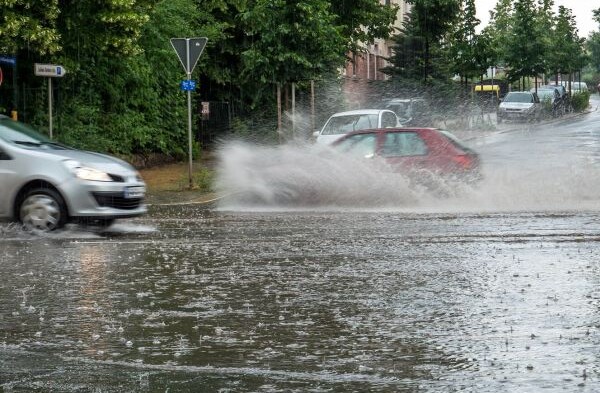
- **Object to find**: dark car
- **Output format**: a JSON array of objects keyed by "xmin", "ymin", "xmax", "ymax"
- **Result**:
[
  {"xmin": 331, "ymin": 127, "xmax": 481, "ymax": 185},
  {"xmin": 534, "ymin": 87, "xmax": 564, "ymax": 117},
  {"xmin": 381, "ymin": 98, "xmax": 432, "ymax": 126},
  {"xmin": 539, "ymin": 84, "xmax": 569, "ymax": 114}
]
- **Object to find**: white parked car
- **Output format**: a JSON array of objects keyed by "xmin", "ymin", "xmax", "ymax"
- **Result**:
[
  {"xmin": 0, "ymin": 115, "xmax": 147, "ymax": 231},
  {"xmin": 549, "ymin": 81, "xmax": 588, "ymax": 93},
  {"xmin": 313, "ymin": 109, "xmax": 402, "ymax": 145}
]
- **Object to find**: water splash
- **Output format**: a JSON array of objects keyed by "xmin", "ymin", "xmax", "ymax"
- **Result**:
[{"xmin": 214, "ymin": 140, "xmax": 600, "ymax": 213}]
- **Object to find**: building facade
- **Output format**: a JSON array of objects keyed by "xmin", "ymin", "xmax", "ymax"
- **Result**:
[{"xmin": 342, "ymin": 0, "xmax": 412, "ymax": 107}]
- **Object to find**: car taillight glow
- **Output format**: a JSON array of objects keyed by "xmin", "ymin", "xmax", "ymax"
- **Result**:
[{"xmin": 452, "ymin": 154, "xmax": 473, "ymax": 169}]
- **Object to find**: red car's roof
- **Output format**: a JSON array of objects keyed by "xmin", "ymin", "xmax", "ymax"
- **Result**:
[{"xmin": 332, "ymin": 127, "xmax": 439, "ymax": 141}]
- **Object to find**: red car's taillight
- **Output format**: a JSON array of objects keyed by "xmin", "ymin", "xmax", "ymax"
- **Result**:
[{"xmin": 452, "ymin": 154, "xmax": 475, "ymax": 170}]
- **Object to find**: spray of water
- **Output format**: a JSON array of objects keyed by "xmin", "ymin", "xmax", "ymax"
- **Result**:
[{"xmin": 214, "ymin": 139, "xmax": 600, "ymax": 213}]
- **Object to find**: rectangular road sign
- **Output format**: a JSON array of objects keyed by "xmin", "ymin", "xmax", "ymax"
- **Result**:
[
  {"xmin": 0, "ymin": 56, "xmax": 16, "ymax": 66},
  {"xmin": 170, "ymin": 37, "xmax": 207, "ymax": 75},
  {"xmin": 34, "ymin": 63, "xmax": 66, "ymax": 77},
  {"xmin": 180, "ymin": 79, "xmax": 196, "ymax": 91}
]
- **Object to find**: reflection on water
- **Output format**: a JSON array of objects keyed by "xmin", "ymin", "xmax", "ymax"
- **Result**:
[{"xmin": 1, "ymin": 210, "xmax": 599, "ymax": 391}]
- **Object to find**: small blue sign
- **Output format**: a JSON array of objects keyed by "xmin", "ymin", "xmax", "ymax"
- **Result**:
[
  {"xmin": 180, "ymin": 79, "xmax": 196, "ymax": 91},
  {"xmin": 0, "ymin": 55, "xmax": 16, "ymax": 66}
]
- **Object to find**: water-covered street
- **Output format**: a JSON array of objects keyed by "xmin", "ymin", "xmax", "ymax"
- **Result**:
[{"xmin": 1, "ymin": 98, "xmax": 600, "ymax": 392}]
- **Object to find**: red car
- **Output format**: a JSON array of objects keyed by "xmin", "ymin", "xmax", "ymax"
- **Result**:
[{"xmin": 331, "ymin": 127, "xmax": 481, "ymax": 183}]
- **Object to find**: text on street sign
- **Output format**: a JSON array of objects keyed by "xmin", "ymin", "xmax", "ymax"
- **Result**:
[{"xmin": 34, "ymin": 63, "xmax": 66, "ymax": 77}]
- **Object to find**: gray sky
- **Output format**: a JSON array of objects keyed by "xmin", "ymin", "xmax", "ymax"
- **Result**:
[{"xmin": 475, "ymin": 0, "xmax": 598, "ymax": 37}]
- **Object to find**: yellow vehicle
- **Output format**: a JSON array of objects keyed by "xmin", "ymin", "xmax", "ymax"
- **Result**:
[{"xmin": 473, "ymin": 84, "xmax": 500, "ymax": 110}]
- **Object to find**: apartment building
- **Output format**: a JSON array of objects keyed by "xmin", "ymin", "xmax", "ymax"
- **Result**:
[
  {"xmin": 342, "ymin": 0, "xmax": 411, "ymax": 107},
  {"xmin": 343, "ymin": 0, "xmax": 411, "ymax": 82}
]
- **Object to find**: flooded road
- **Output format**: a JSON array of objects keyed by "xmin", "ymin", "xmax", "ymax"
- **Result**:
[{"xmin": 1, "ymin": 99, "xmax": 600, "ymax": 392}]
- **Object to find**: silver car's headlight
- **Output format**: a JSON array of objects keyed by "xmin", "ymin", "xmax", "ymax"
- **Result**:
[{"xmin": 63, "ymin": 159, "xmax": 113, "ymax": 182}]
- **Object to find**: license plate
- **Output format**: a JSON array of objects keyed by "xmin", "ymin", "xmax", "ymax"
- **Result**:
[{"xmin": 124, "ymin": 186, "xmax": 145, "ymax": 199}]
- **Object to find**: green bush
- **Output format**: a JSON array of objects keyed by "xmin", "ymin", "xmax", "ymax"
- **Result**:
[
  {"xmin": 192, "ymin": 167, "xmax": 215, "ymax": 192},
  {"xmin": 540, "ymin": 96, "xmax": 553, "ymax": 115},
  {"xmin": 570, "ymin": 91, "xmax": 590, "ymax": 112}
]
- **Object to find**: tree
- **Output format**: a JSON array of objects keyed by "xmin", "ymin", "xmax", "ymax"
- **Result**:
[
  {"xmin": 0, "ymin": 0, "xmax": 61, "ymax": 55},
  {"xmin": 387, "ymin": 0, "xmax": 461, "ymax": 84},
  {"xmin": 482, "ymin": 0, "xmax": 513, "ymax": 67},
  {"xmin": 330, "ymin": 0, "xmax": 398, "ymax": 54},
  {"xmin": 449, "ymin": 0, "xmax": 492, "ymax": 85},
  {"xmin": 503, "ymin": 0, "xmax": 547, "ymax": 87},
  {"xmin": 239, "ymin": 1, "xmax": 345, "ymax": 88},
  {"xmin": 548, "ymin": 6, "xmax": 584, "ymax": 84},
  {"xmin": 586, "ymin": 8, "xmax": 600, "ymax": 73}
]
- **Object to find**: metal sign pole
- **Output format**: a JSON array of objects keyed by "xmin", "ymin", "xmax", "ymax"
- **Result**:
[
  {"xmin": 185, "ymin": 39, "xmax": 193, "ymax": 189},
  {"xmin": 48, "ymin": 78, "xmax": 53, "ymax": 139},
  {"xmin": 34, "ymin": 63, "xmax": 66, "ymax": 137},
  {"xmin": 170, "ymin": 37, "xmax": 207, "ymax": 190}
]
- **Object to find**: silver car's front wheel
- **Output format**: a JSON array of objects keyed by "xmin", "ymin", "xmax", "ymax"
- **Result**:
[{"xmin": 19, "ymin": 189, "xmax": 67, "ymax": 231}]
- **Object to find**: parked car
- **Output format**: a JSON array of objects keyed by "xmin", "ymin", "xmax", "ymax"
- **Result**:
[
  {"xmin": 0, "ymin": 115, "xmax": 147, "ymax": 231},
  {"xmin": 497, "ymin": 91, "xmax": 543, "ymax": 123},
  {"xmin": 532, "ymin": 87, "xmax": 564, "ymax": 117},
  {"xmin": 473, "ymin": 84, "xmax": 501, "ymax": 111},
  {"xmin": 540, "ymin": 84, "xmax": 567, "ymax": 100},
  {"xmin": 549, "ymin": 81, "xmax": 588, "ymax": 93},
  {"xmin": 331, "ymin": 127, "xmax": 481, "ymax": 184},
  {"xmin": 313, "ymin": 109, "xmax": 402, "ymax": 145},
  {"xmin": 381, "ymin": 98, "xmax": 431, "ymax": 126}
]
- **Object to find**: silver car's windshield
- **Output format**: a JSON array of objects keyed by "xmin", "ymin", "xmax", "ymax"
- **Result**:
[
  {"xmin": 537, "ymin": 90, "xmax": 555, "ymax": 100},
  {"xmin": 503, "ymin": 92, "xmax": 534, "ymax": 103},
  {"xmin": 0, "ymin": 120, "xmax": 68, "ymax": 150}
]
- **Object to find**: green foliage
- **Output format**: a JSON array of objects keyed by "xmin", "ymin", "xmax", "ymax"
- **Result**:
[
  {"xmin": 547, "ymin": 6, "xmax": 585, "ymax": 78},
  {"xmin": 587, "ymin": 8, "xmax": 600, "ymax": 73},
  {"xmin": 570, "ymin": 91, "xmax": 590, "ymax": 112},
  {"xmin": 588, "ymin": 33, "xmax": 600, "ymax": 73},
  {"xmin": 483, "ymin": 0, "xmax": 512, "ymax": 65},
  {"xmin": 504, "ymin": 0, "xmax": 547, "ymax": 82},
  {"xmin": 540, "ymin": 95, "xmax": 553, "ymax": 114},
  {"xmin": 8, "ymin": 0, "xmax": 597, "ymax": 162},
  {"xmin": 448, "ymin": 0, "xmax": 493, "ymax": 81},
  {"xmin": 191, "ymin": 167, "xmax": 215, "ymax": 192},
  {"xmin": 58, "ymin": 0, "xmax": 154, "ymax": 56},
  {"xmin": 0, "ymin": 0, "xmax": 61, "ymax": 55},
  {"xmin": 386, "ymin": 0, "xmax": 461, "ymax": 84},
  {"xmin": 330, "ymin": 0, "xmax": 399, "ymax": 53}
]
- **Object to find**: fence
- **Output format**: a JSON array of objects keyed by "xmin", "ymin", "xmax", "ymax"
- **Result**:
[{"xmin": 198, "ymin": 101, "xmax": 233, "ymax": 147}]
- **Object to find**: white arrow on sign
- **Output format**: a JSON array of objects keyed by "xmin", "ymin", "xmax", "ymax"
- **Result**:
[{"xmin": 34, "ymin": 63, "xmax": 67, "ymax": 77}]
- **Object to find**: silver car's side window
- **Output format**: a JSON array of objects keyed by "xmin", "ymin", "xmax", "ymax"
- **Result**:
[{"xmin": 0, "ymin": 147, "xmax": 11, "ymax": 160}]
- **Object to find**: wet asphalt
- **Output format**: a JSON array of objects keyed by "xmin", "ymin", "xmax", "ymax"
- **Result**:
[{"xmin": 1, "ymin": 98, "xmax": 600, "ymax": 392}]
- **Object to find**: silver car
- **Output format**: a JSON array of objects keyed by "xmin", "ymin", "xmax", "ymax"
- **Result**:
[
  {"xmin": 0, "ymin": 115, "xmax": 146, "ymax": 231},
  {"xmin": 497, "ymin": 91, "xmax": 543, "ymax": 123}
]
